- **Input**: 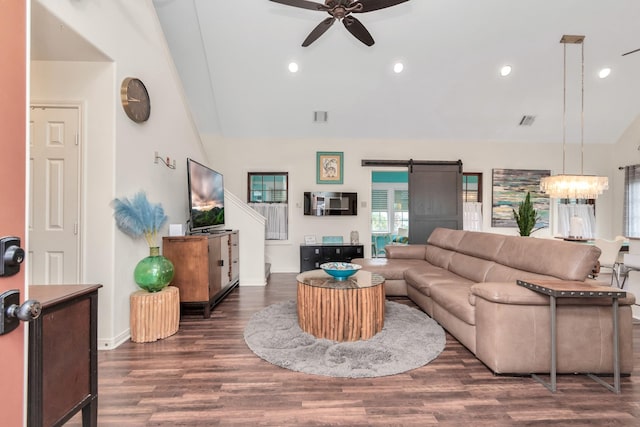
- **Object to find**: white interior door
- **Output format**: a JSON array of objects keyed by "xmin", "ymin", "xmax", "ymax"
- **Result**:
[{"xmin": 29, "ymin": 105, "xmax": 81, "ymax": 284}]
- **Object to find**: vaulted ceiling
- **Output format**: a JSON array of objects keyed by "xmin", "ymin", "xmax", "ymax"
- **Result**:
[
  {"xmin": 33, "ymin": 1, "xmax": 640, "ymax": 145},
  {"xmin": 152, "ymin": 0, "xmax": 640, "ymax": 145}
]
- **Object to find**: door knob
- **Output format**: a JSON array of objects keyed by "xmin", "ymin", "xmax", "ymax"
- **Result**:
[
  {"xmin": 6, "ymin": 299, "xmax": 41, "ymax": 322},
  {"xmin": 0, "ymin": 290, "xmax": 41, "ymax": 335}
]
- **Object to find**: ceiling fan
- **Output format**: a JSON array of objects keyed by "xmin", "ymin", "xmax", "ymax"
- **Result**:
[
  {"xmin": 269, "ymin": 0, "xmax": 409, "ymax": 47},
  {"xmin": 622, "ymin": 48, "xmax": 640, "ymax": 56}
]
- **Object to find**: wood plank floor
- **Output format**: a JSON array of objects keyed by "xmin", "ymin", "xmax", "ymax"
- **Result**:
[{"xmin": 68, "ymin": 273, "xmax": 640, "ymax": 426}]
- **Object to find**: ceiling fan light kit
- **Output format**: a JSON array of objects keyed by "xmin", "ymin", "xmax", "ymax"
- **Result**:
[
  {"xmin": 540, "ymin": 35, "xmax": 609, "ymax": 200},
  {"xmin": 269, "ymin": 0, "xmax": 409, "ymax": 47}
]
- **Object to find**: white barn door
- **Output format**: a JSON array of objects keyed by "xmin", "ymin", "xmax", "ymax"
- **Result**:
[{"xmin": 29, "ymin": 105, "xmax": 81, "ymax": 284}]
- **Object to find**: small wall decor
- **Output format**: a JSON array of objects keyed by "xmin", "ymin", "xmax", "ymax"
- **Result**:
[
  {"xmin": 491, "ymin": 168, "xmax": 550, "ymax": 228},
  {"xmin": 317, "ymin": 151, "xmax": 343, "ymax": 184}
]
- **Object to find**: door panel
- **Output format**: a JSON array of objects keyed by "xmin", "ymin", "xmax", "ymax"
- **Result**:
[
  {"xmin": 29, "ymin": 106, "xmax": 81, "ymax": 285},
  {"xmin": 0, "ymin": 1, "xmax": 27, "ymax": 424},
  {"xmin": 408, "ymin": 163, "xmax": 463, "ymax": 243}
]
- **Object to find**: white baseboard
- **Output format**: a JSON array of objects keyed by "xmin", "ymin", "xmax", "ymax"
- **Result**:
[
  {"xmin": 239, "ymin": 279, "xmax": 267, "ymax": 287},
  {"xmin": 98, "ymin": 328, "xmax": 130, "ymax": 350}
]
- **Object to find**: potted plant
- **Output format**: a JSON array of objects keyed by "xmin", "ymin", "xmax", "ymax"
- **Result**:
[
  {"xmin": 112, "ymin": 191, "xmax": 174, "ymax": 292},
  {"xmin": 512, "ymin": 191, "xmax": 540, "ymax": 237}
]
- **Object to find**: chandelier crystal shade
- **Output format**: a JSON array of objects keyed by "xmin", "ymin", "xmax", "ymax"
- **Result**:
[
  {"xmin": 539, "ymin": 174, "xmax": 609, "ymax": 199},
  {"xmin": 539, "ymin": 35, "xmax": 609, "ymax": 199}
]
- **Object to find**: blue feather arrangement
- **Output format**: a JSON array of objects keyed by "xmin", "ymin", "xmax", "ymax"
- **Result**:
[{"xmin": 112, "ymin": 192, "xmax": 168, "ymax": 247}]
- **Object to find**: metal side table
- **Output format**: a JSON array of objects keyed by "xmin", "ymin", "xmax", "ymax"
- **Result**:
[{"xmin": 516, "ymin": 279, "xmax": 626, "ymax": 393}]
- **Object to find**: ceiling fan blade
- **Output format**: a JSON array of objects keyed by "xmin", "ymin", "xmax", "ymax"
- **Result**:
[
  {"xmin": 622, "ymin": 47, "xmax": 640, "ymax": 56},
  {"xmin": 353, "ymin": 0, "xmax": 409, "ymax": 13},
  {"xmin": 302, "ymin": 17, "xmax": 336, "ymax": 47},
  {"xmin": 269, "ymin": 0, "xmax": 328, "ymax": 11},
  {"xmin": 343, "ymin": 16, "xmax": 374, "ymax": 46}
]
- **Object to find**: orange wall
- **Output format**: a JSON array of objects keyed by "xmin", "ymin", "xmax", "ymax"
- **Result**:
[{"xmin": 0, "ymin": 0, "xmax": 27, "ymax": 425}]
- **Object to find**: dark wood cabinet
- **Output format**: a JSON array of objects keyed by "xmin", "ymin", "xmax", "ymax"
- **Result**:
[
  {"xmin": 299, "ymin": 244, "xmax": 364, "ymax": 272},
  {"xmin": 163, "ymin": 231, "xmax": 239, "ymax": 318},
  {"xmin": 28, "ymin": 284, "xmax": 102, "ymax": 427}
]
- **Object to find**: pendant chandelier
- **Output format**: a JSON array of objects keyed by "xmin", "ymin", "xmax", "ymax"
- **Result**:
[{"xmin": 539, "ymin": 35, "xmax": 609, "ymax": 199}]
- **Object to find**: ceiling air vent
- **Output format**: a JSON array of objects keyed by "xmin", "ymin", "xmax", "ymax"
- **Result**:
[
  {"xmin": 519, "ymin": 115, "xmax": 536, "ymax": 126},
  {"xmin": 313, "ymin": 111, "xmax": 328, "ymax": 123}
]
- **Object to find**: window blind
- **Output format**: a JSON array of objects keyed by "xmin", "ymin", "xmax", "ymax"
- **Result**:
[{"xmin": 371, "ymin": 189, "xmax": 388, "ymax": 211}]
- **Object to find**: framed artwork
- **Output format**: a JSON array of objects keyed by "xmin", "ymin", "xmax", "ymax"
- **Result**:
[
  {"xmin": 491, "ymin": 168, "xmax": 550, "ymax": 228},
  {"xmin": 316, "ymin": 152, "xmax": 343, "ymax": 184}
]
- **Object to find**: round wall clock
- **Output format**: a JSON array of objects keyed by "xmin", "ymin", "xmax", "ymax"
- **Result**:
[{"xmin": 120, "ymin": 77, "xmax": 150, "ymax": 123}]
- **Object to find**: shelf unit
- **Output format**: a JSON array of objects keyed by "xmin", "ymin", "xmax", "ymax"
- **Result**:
[{"xmin": 299, "ymin": 243, "xmax": 364, "ymax": 272}]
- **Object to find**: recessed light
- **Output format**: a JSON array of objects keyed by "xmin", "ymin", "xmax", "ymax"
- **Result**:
[
  {"xmin": 288, "ymin": 62, "xmax": 299, "ymax": 73},
  {"xmin": 500, "ymin": 65, "xmax": 512, "ymax": 77},
  {"xmin": 393, "ymin": 62, "xmax": 404, "ymax": 73},
  {"xmin": 598, "ymin": 67, "xmax": 611, "ymax": 79}
]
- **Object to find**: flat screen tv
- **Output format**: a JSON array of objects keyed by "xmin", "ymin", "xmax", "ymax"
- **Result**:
[{"xmin": 187, "ymin": 158, "xmax": 225, "ymax": 233}]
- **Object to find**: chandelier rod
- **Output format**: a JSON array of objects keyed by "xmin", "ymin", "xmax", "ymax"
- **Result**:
[
  {"xmin": 580, "ymin": 38, "xmax": 585, "ymax": 175},
  {"xmin": 562, "ymin": 41, "xmax": 567, "ymax": 175}
]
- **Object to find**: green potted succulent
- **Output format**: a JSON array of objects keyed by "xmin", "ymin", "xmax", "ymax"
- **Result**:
[
  {"xmin": 512, "ymin": 191, "xmax": 540, "ymax": 237},
  {"xmin": 112, "ymin": 191, "xmax": 174, "ymax": 292}
]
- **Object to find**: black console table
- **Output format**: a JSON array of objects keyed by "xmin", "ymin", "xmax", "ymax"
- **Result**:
[{"xmin": 299, "ymin": 244, "xmax": 364, "ymax": 272}]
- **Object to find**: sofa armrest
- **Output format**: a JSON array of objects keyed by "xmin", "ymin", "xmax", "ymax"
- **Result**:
[
  {"xmin": 470, "ymin": 282, "xmax": 549, "ymax": 305},
  {"xmin": 385, "ymin": 244, "xmax": 427, "ymax": 260},
  {"xmin": 470, "ymin": 281, "xmax": 636, "ymax": 306}
]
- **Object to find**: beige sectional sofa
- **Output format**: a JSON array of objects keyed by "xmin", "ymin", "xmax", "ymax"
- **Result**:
[{"xmin": 353, "ymin": 227, "xmax": 635, "ymax": 375}]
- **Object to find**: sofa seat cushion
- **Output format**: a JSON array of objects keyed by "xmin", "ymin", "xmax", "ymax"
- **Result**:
[
  {"xmin": 429, "ymin": 282, "xmax": 476, "ymax": 325},
  {"xmin": 351, "ymin": 257, "xmax": 426, "ymax": 281},
  {"xmin": 404, "ymin": 266, "xmax": 474, "ymax": 296}
]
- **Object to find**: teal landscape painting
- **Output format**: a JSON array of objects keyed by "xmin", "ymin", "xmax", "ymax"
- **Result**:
[{"xmin": 491, "ymin": 169, "xmax": 550, "ymax": 228}]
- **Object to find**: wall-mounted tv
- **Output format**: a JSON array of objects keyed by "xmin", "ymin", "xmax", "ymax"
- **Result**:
[
  {"xmin": 187, "ymin": 158, "xmax": 225, "ymax": 233},
  {"xmin": 304, "ymin": 192, "xmax": 357, "ymax": 216}
]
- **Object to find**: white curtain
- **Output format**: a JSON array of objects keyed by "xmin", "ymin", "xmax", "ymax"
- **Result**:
[
  {"xmin": 248, "ymin": 203, "xmax": 288, "ymax": 240},
  {"xmin": 557, "ymin": 204, "xmax": 595, "ymax": 238},
  {"xmin": 463, "ymin": 202, "xmax": 482, "ymax": 231},
  {"xmin": 624, "ymin": 164, "xmax": 640, "ymax": 237}
]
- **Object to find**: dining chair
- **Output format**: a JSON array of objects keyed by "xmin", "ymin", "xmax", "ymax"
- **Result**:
[{"xmin": 594, "ymin": 236, "xmax": 625, "ymax": 286}]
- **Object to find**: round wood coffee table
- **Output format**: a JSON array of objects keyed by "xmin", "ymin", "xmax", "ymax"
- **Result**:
[{"xmin": 296, "ymin": 270, "xmax": 385, "ymax": 342}]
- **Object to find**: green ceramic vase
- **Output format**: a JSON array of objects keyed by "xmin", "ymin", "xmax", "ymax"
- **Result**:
[{"xmin": 134, "ymin": 247, "xmax": 175, "ymax": 292}]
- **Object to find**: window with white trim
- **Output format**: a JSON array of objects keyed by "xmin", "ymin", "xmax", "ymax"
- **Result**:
[{"xmin": 247, "ymin": 172, "xmax": 288, "ymax": 240}]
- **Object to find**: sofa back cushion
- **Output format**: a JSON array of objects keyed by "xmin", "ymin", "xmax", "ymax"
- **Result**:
[
  {"xmin": 425, "ymin": 245, "xmax": 455, "ymax": 269},
  {"xmin": 484, "ymin": 263, "xmax": 559, "ymax": 283},
  {"xmin": 494, "ymin": 236, "xmax": 600, "ymax": 281},
  {"xmin": 426, "ymin": 227, "xmax": 466, "ymax": 251},
  {"xmin": 448, "ymin": 253, "xmax": 495, "ymax": 283},
  {"xmin": 385, "ymin": 244, "xmax": 427, "ymax": 259},
  {"xmin": 427, "ymin": 227, "xmax": 601, "ymax": 282}
]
